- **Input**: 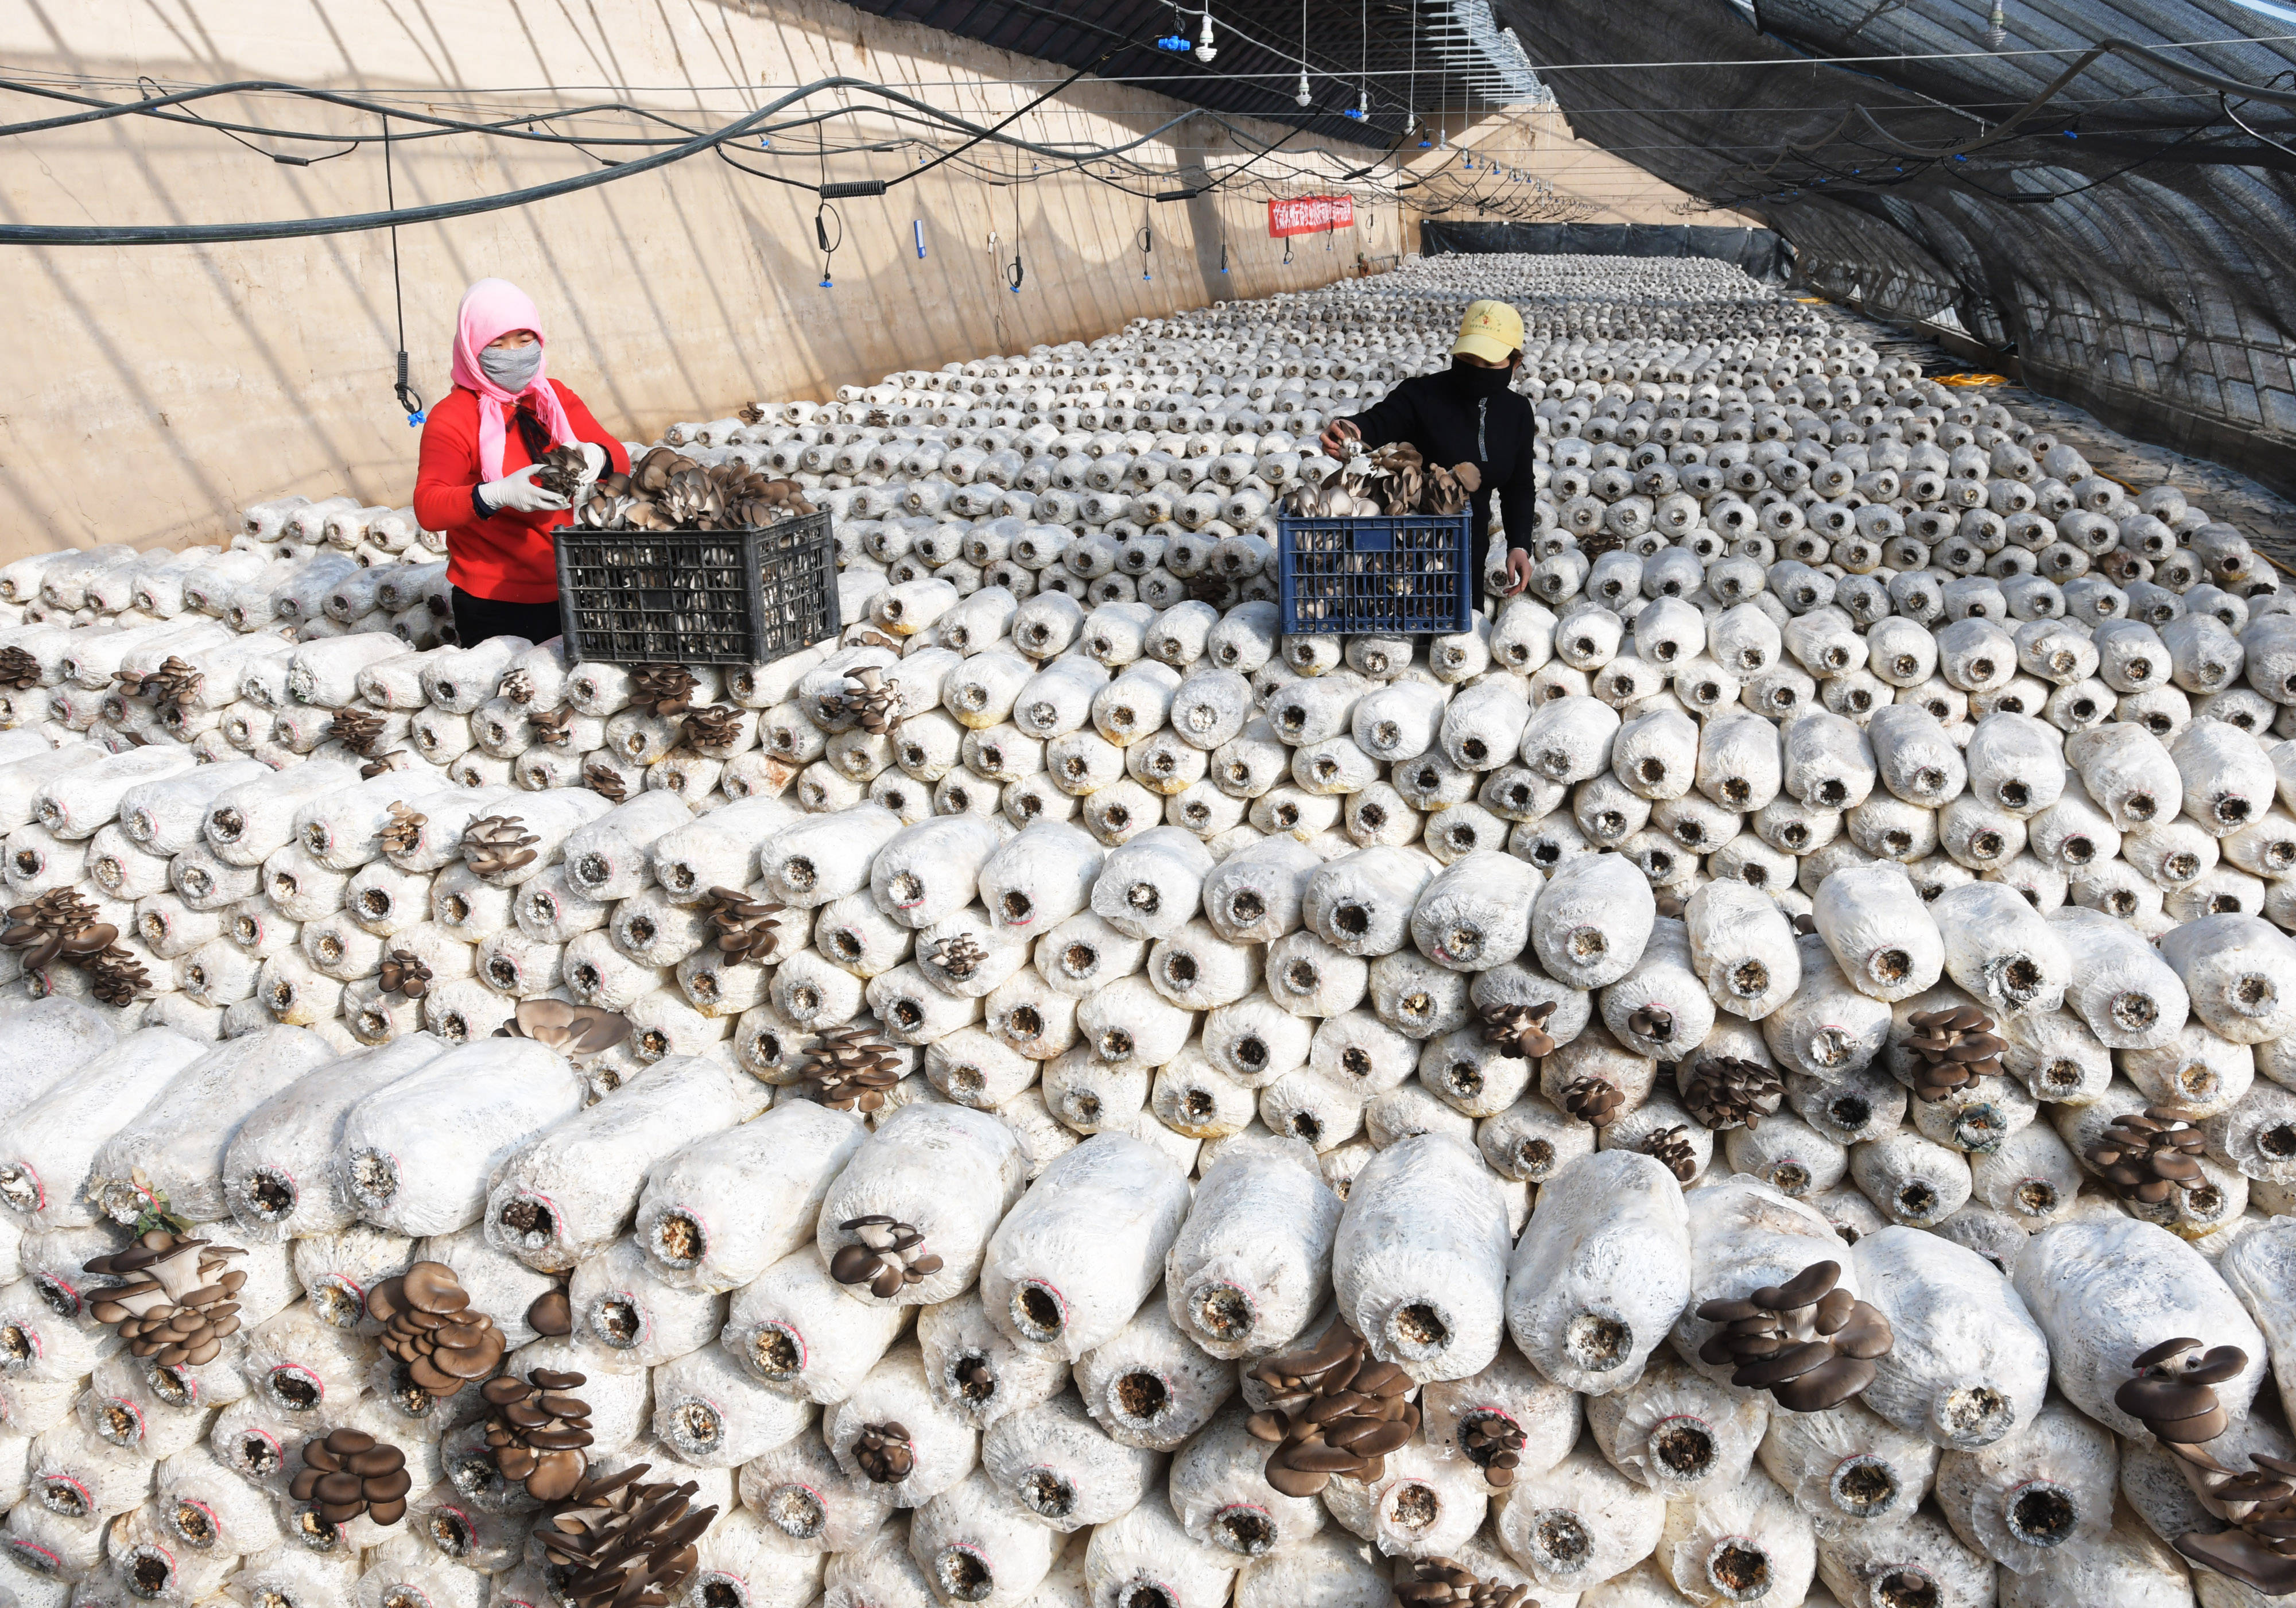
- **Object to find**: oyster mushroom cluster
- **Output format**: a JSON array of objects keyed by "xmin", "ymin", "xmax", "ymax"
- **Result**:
[
  {"xmin": 369, "ymin": 1261, "xmax": 505, "ymax": 1398},
  {"xmin": 1287, "ymin": 442, "xmax": 1481, "ymax": 518},
  {"xmin": 701, "ymin": 885, "xmax": 784, "ymax": 960},
  {"xmin": 2116, "ymin": 1339, "xmax": 2296, "ymax": 1595},
  {"xmin": 6, "ymin": 254, "xmax": 2296, "ymax": 1608},
  {"xmin": 4, "ymin": 886, "xmax": 119, "ymax": 971},
  {"xmin": 480, "ymin": 1366, "xmax": 595, "ymax": 1500},
  {"xmin": 83, "ymin": 1229, "xmax": 249, "ymax": 1367},
  {"xmin": 1245, "ymin": 1324, "xmax": 1418, "ymax": 1497},
  {"xmin": 828, "ymin": 1214, "xmax": 944, "ymax": 1297},
  {"xmin": 1393, "ymin": 1555, "xmax": 1537, "ymax": 1608},
  {"xmin": 292, "ymin": 1428, "xmax": 412, "ymax": 1527},
  {"xmin": 1681, "ymin": 1053, "xmax": 1783, "ymax": 1129},
  {"xmin": 2085, "ymin": 1107, "xmax": 2213, "ymax": 1204},
  {"xmin": 801, "ymin": 1023, "xmax": 904, "ymax": 1111},
  {"xmin": 1903, "ymin": 1003, "xmax": 2007, "ymax": 1101},
  {"xmin": 576, "ymin": 447, "xmax": 820, "ymax": 534},
  {"xmin": 536, "ymin": 1465, "xmax": 716, "ymax": 1608},
  {"xmin": 1696, "ymin": 1259, "xmax": 1895, "ymax": 1410},
  {"xmin": 462, "ymin": 813, "xmax": 541, "ymax": 878},
  {"xmin": 851, "ymin": 1421, "xmax": 918, "ymax": 1484}
]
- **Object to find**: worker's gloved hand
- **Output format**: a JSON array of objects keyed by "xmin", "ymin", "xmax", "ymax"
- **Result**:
[
  {"xmin": 477, "ymin": 463, "xmax": 569, "ymax": 517},
  {"xmin": 572, "ymin": 441, "xmax": 609, "ymax": 502},
  {"xmin": 1500, "ymin": 547, "xmax": 1534, "ymax": 598},
  {"xmin": 1318, "ymin": 418, "xmax": 1362, "ymax": 460}
]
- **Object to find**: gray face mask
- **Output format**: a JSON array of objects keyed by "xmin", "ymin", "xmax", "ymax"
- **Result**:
[{"xmin": 478, "ymin": 342, "xmax": 542, "ymax": 393}]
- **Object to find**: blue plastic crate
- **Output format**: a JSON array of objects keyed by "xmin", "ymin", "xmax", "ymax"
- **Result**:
[{"xmin": 1277, "ymin": 513, "xmax": 1473, "ymax": 635}]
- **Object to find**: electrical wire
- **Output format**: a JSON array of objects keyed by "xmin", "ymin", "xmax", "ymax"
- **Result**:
[
  {"xmin": 0, "ymin": 68, "xmax": 1393, "ymax": 244},
  {"xmin": 381, "ymin": 111, "xmax": 424, "ymax": 426}
]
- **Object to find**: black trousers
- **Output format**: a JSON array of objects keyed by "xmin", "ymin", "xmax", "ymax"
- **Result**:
[{"xmin": 451, "ymin": 588, "xmax": 564, "ymax": 649}]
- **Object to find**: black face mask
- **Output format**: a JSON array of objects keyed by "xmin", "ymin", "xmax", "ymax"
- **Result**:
[{"xmin": 1453, "ymin": 361, "xmax": 1514, "ymax": 399}]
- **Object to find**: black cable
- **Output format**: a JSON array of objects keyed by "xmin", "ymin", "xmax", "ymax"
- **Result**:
[
  {"xmin": 895, "ymin": 52, "xmax": 1111, "ymax": 188},
  {"xmin": 2224, "ymin": 93, "xmax": 2296, "ymax": 157},
  {"xmin": 0, "ymin": 64, "xmax": 1360, "ymax": 242},
  {"xmin": 1007, "ymin": 144, "xmax": 1025, "ymax": 292},
  {"xmin": 815, "ymin": 130, "xmax": 840, "ymax": 288},
  {"xmin": 132, "ymin": 72, "xmax": 354, "ymax": 165},
  {"xmin": 381, "ymin": 113, "xmax": 425, "ymax": 426}
]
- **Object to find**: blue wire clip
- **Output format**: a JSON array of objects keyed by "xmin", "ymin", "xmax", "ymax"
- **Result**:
[{"xmin": 914, "ymin": 220, "xmax": 926, "ymax": 259}]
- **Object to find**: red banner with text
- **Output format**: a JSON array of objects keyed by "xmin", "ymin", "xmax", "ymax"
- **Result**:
[{"xmin": 1267, "ymin": 195, "xmax": 1356, "ymax": 237}]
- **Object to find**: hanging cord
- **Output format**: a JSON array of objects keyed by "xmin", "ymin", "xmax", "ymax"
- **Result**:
[
  {"xmin": 815, "ymin": 134, "xmax": 841, "ymax": 286},
  {"xmin": 1358, "ymin": 0, "xmax": 1367, "ymax": 118},
  {"xmin": 1006, "ymin": 133, "xmax": 1025, "ymax": 290},
  {"xmin": 1407, "ymin": 0, "xmax": 1423, "ymax": 145},
  {"xmin": 1138, "ymin": 223, "xmax": 1153, "ymax": 281},
  {"xmin": 381, "ymin": 113, "xmax": 425, "ymax": 425}
]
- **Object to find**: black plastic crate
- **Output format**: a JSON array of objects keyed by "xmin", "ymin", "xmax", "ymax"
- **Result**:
[
  {"xmin": 1278, "ymin": 513, "xmax": 1473, "ymax": 635},
  {"xmin": 554, "ymin": 512, "xmax": 840, "ymax": 666}
]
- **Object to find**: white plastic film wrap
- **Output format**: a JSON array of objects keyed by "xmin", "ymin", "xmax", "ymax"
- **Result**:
[
  {"xmin": 979, "ymin": 1388, "xmax": 1159, "ymax": 1533},
  {"xmin": 980, "ymin": 1134, "xmax": 1192, "ymax": 1362},
  {"xmin": 817, "ymin": 1103, "xmax": 1026, "ymax": 1310},
  {"xmin": 635, "ymin": 1102, "xmax": 864, "ymax": 1293},
  {"xmin": 485, "ymin": 1055, "xmax": 766, "ymax": 1272},
  {"xmin": 1332, "ymin": 1133, "xmax": 1510, "ymax": 1384},
  {"xmin": 2013, "ymin": 1215, "xmax": 2269, "ymax": 1437},
  {"xmin": 722, "ymin": 1247, "xmax": 906, "ymax": 1406},
  {"xmin": 1848, "ymin": 1225, "xmax": 2051, "ymax": 1451},
  {"xmin": 336, "ymin": 1040, "xmax": 587, "ymax": 1237},
  {"xmin": 1531, "ymin": 850, "xmax": 1654, "ymax": 990},
  {"xmin": 1162, "ymin": 1137, "xmax": 1339, "ymax": 1361},
  {"xmin": 221, "ymin": 1034, "xmax": 449, "ymax": 1242},
  {"xmin": 650, "ymin": 1341, "xmax": 816, "ymax": 1468},
  {"xmin": 0, "ymin": 1028, "xmax": 212, "ymax": 1230},
  {"xmin": 87, "ymin": 1025, "xmax": 338, "ymax": 1225}
]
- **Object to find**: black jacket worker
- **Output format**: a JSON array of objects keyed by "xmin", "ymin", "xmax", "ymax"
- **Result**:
[{"xmin": 1319, "ymin": 297, "xmax": 1537, "ymax": 600}]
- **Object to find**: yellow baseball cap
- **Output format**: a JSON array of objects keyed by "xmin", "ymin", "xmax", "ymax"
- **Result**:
[{"xmin": 1453, "ymin": 299, "xmax": 1525, "ymax": 365}]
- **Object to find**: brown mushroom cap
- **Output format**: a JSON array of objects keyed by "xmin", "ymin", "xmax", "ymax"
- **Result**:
[{"xmin": 528, "ymin": 1289, "xmax": 573, "ymax": 1336}]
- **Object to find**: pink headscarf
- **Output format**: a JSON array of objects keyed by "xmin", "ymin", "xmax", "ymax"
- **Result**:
[{"xmin": 451, "ymin": 278, "xmax": 578, "ymax": 483}]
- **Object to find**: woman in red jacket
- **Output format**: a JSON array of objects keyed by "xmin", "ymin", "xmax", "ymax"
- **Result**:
[{"xmin": 412, "ymin": 278, "xmax": 632, "ymax": 647}]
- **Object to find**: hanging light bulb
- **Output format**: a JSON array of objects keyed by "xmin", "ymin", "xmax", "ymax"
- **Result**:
[
  {"xmin": 1195, "ymin": 9, "xmax": 1217, "ymax": 63},
  {"xmin": 1985, "ymin": 0, "xmax": 2007, "ymax": 47},
  {"xmin": 1296, "ymin": 70, "xmax": 1312, "ymax": 107},
  {"xmin": 1356, "ymin": 86, "xmax": 1370, "ymax": 120}
]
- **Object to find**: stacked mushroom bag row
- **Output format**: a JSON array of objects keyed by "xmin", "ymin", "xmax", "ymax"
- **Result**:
[
  {"xmin": 0, "ymin": 255, "xmax": 2290, "ymax": 1608},
  {"xmin": 0, "ymin": 505, "xmax": 460, "ymax": 657},
  {"xmin": 5, "ymin": 516, "xmax": 2296, "ymax": 1078},
  {"xmin": 3, "ymin": 800, "xmax": 2296, "ymax": 1608}
]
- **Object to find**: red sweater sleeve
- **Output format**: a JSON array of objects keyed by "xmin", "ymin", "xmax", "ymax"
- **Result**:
[{"xmin": 412, "ymin": 391, "xmax": 483, "ymax": 535}]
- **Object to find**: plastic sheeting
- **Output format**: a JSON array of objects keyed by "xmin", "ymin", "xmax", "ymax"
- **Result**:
[
  {"xmin": 1421, "ymin": 221, "xmax": 1793, "ymax": 280},
  {"xmin": 1490, "ymin": 0, "xmax": 2296, "ymax": 498}
]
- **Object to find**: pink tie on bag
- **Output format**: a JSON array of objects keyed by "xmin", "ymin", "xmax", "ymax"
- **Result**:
[{"xmin": 450, "ymin": 278, "xmax": 577, "ymax": 483}]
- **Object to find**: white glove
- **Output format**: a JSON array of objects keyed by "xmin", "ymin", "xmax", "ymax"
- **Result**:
[
  {"xmin": 574, "ymin": 441, "xmax": 608, "ymax": 501},
  {"xmin": 478, "ymin": 463, "xmax": 569, "ymax": 516}
]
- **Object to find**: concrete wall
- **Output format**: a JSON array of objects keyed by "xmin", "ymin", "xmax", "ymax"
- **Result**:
[{"xmin": 0, "ymin": 1, "xmax": 1719, "ymax": 559}]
